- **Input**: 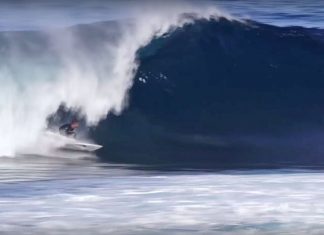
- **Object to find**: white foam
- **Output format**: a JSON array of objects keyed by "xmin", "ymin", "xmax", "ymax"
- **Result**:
[
  {"xmin": 1, "ymin": 170, "xmax": 324, "ymax": 234},
  {"xmin": 0, "ymin": 2, "xmax": 230, "ymax": 156}
]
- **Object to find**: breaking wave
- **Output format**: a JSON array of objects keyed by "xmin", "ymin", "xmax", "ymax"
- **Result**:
[
  {"xmin": 3, "ymin": 1, "xmax": 324, "ymax": 167},
  {"xmin": 0, "ymin": 3, "xmax": 227, "ymax": 156}
]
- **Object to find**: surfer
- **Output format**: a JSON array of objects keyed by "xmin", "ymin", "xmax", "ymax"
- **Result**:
[{"xmin": 59, "ymin": 120, "xmax": 80, "ymax": 137}]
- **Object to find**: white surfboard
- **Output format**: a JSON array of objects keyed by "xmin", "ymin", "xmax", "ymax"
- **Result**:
[
  {"xmin": 63, "ymin": 142, "xmax": 103, "ymax": 152},
  {"xmin": 45, "ymin": 131, "xmax": 103, "ymax": 152}
]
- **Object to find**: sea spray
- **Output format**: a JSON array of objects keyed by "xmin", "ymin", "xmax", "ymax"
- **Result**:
[{"xmin": 0, "ymin": 3, "xmax": 230, "ymax": 156}]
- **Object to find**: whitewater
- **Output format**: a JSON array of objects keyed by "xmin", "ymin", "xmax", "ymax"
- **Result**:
[
  {"xmin": 1, "ymin": 157, "xmax": 324, "ymax": 235},
  {"xmin": 0, "ymin": 1, "xmax": 229, "ymax": 156}
]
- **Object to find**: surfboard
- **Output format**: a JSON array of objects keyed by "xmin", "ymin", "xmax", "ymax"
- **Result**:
[
  {"xmin": 45, "ymin": 131, "xmax": 103, "ymax": 152},
  {"xmin": 63, "ymin": 142, "xmax": 103, "ymax": 152}
]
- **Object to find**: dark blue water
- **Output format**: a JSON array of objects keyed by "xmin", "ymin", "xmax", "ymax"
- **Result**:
[
  {"xmin": 214, "ymin": 0, "xmax": 324, "ymax": 28},
  {"xmin": 94, "ymin": 14, "xmax": 324, "ymax": 167}
]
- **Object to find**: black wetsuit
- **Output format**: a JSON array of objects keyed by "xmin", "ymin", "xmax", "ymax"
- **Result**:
[{"xmin": 59, "ymin": 124, "xmax": 76, "ymax": 137}]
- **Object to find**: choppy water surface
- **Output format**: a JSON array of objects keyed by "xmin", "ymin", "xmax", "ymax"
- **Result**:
[
  {"xmin": 1, "ymin": 156, "xmax": 324, "ymax": 235},
  {"xmin": 1, "ymin": 0, "xmax": 324, "ymax": 31},
  {"xmin": 214, "ymin": 0, "xmax": 324, "ymax": 28}
]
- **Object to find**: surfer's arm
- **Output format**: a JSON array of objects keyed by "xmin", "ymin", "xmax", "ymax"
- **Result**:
[
  {"xmin": 59, "ymin": 124, "xmax": 71, "ymax": 135},
  {"xmin": 59, "ymin": 124, "xmax": 69, "ymax": 131}
]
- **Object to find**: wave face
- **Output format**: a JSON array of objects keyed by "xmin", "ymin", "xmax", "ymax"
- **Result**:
[
  {"xmin": 94, "ymin": 18, "xmax": 324, "ymax": 167},
  {"xmin": 0, "ymin": 4, "xmax": 224, "ymax": 156}
]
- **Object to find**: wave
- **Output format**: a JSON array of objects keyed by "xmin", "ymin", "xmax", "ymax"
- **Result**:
[
  {"xmin": 93, "ymin": 18, "xmax": 324, "ymax": 167},
  {"xmin": 0, "ymin": 4, "xmax": 225, "ymax": 156},
  {"xmin": 2, "ymin": 2, "xmax": 324, "ymax": 167}
]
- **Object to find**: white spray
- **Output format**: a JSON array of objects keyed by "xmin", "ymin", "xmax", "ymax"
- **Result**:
[{"xmin": 0, "ymin": 2, "xmax": 231, "ymax": 156}]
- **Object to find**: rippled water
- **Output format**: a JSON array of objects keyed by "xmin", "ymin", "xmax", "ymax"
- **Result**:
[
  {"xmin": 1, "ymin": 0, "xmax": 324, "ymax": 31},
  {"xmin": 214, "ymin": 0, "xmax": 324, "ymax": 28},
  {"xmin": 1, "ymin": 156, "xmax": 324, "ymax": 235}
]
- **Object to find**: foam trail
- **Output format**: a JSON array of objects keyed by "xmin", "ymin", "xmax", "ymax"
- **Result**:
[{"xmin": 0, "ymin": 3, "xmax": 230, "ymax": 156}]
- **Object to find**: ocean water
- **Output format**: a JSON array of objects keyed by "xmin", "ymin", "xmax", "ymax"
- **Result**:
[
  {"xmin": 1, "ymin": 157, "xmax": 324, "ymax": 235},
  {"xmin": 1, "ymin": 0, "xmax": 324, "ymax": 234},
  {"xmin": 214, "ymin": 0, "xmax": 324, "ymax": 28}
]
